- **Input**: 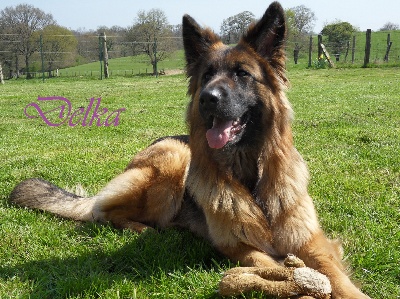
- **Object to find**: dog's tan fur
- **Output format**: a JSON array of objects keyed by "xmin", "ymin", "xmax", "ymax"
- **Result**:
[{"xmin": 10, "ymin": 2, "xmax": 369, "ymax": 298}]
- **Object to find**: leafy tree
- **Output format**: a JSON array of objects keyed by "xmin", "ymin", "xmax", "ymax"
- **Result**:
[
  {"xmin": 73, "ymin": 28, "xmax": 99, "ymax": 64},
  {"xmin": 0, "ymin": 4, "xmax": 55, "ymax": 78},
  {"xmin": 126, "ymin": 9, "xmax": 176, "ymax": 75},
  {"xmin": 41, "ymin": 25, "xmax": 77, "ymax": 76},
  {"xmin": 286, "ymin": 5, "xmax": 316, "ymax": 36},
  {"xmin": 321, "ymin": 21, "xmax": 358, "ymax": 55},
  {"xmin": 220, "ymin": 11, "xmax": 255, "ymax": 44},
  {"xmin": 285, "ymin": 5, "xmax": 316, "ymax": 63},
  {"xmin": 379, "ymin": 22, "xmax": 399, "ymax": 31}
]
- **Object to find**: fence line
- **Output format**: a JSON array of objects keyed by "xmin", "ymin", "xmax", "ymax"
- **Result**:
[
  {"xmin": 0, "ymin": 30, "xmax": 399, "ymax": 80},
  {"xmin": 287, "ymin": 30, "xmax": 400, "ymax": 67}
]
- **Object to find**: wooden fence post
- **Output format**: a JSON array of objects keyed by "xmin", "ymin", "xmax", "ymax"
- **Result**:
[
  {"xmin": 293, "ymin": 43, "xmax": 300, "ymax": 64},
  {"xmin": 100, "ymin": 32, "xmax": 109, "ymax": 78},
  {"xmin": 344, "ymin": 40, "xmax": 350, "ymax": 62},
  {"xmin": 351, "ymin": 36, "xmax": 356, "ymax": 64},
  {"xmin": 363, "ymin": 29, "xmax": 371, "ymax": 67},
  {"xmin": 320, "ymin": 43, "xmax": 335, "ymax": 67},
  {"xmin": 308, "ymin": 35, "xmax": 312, "ymax": 67},
  {"xmin": 384, "ymin": 33, "xmax": 392, "ymax": 62},
  {"xmin": 0, "ymin": 63, "xmax": 4, "ymax": 84},
  {"xmin": 318, "ymin": 34, "xmax": 323, "ymax": 60}
]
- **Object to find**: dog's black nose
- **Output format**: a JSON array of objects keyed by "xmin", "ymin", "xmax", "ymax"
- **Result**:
[{"xmin": 199, "ymin": 88, "xmax": 222, "ymax": 110}]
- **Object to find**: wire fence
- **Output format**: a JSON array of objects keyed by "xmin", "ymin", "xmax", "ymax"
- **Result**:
[
  {"xmin": 287, "ymin": 30, "xmax": 400, "ymax": 67},
  {"xmin": 0, "ymin": 30, "xmax": 399, "ymax": 80}
]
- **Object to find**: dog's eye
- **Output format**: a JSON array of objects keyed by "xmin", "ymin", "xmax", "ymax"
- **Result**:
[
  {"xmin": 203, "ymin": 72, "xmax": 213, "ymax": 82},
  {"xmin": 236, "ymin": 70, "xmax": 249, "ymax": 77}
]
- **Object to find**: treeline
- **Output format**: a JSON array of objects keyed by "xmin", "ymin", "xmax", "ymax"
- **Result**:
[
  {"xmin": 0, "ymin": 4, "xmax": 399, "ymax": 79},
  {"xmin": 0, "ymin": 5, "xmax": 182, "ymax": 78}
]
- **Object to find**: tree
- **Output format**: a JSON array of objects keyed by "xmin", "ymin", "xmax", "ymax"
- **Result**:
[
  {"xmin": 41, "ymin": 25, "xmax": 77, "ymax": 76},
  {"xmin": 0, "ymin": 4, "xmax": 55, "ymax": 78},
  {"xmin": 286, "ymin": 5, "xmax": 316, "ymax": 36},
  {"xmin": 96, "ymin": 25, "xmax": 127, "ymax": 58},
  {"xmin": 379, "ymin": 22, "xmax": 399, "ymax": 31},
  {"xmin": 170, "ymin": 24, "xmax": 183, "ymax": 51},
  {"xmin": 285, "ymin": 5, "xmax": 316, "ymax": 64},
  {"xmin": 73, "ymin": 28, "xmax": 99, "ymax": 64},
  {"xmin": 220, "ymin": 11, "xmax": 255, "ymax": 44},
  {"xmin": 321, "ymin": 21, "xmax": 358, "ymax": 55},
  {"xmin": 126, "ymin": 9, "xmax": 176, "ymax": 75}
]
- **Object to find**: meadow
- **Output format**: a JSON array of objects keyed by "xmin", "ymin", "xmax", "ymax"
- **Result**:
[
  {"xmin": 0, "ymin": 67, "xmax": 399, "ymax": 298},
  {"xmin": 56, "ymin": 50, "xmax": 186, "ymax": 78}
]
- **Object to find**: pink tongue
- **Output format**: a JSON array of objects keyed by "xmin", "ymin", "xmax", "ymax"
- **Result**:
[{"xmin": 206, "ymin": 118, "xmax": 233, "ymax": 149}]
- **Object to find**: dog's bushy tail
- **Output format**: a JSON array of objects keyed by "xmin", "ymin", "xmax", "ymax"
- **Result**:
[{"xmin": 9, "ymin": 178, "xmax": 96, "ymax": 221}]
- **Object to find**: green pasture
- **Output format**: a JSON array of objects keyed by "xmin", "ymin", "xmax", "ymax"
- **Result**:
[
  {"xmin": 58, "ymin": 50, "xmax": 185, "ymax": 77},
  {"xmin": 0, "ymin": 67, "xmax": 399, "ymax": 298}
]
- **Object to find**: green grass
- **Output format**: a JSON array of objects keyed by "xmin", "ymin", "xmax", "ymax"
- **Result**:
[
  {"xmin": 59, "ymin": 50, "xmax": 185, "ymax": 77},
  {"xmin": 1, "ymin": 68, "xmax": 399, "ymax": 298}
]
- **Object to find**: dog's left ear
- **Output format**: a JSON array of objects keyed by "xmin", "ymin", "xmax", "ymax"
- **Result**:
[{"xmin": 240, "ymin": 1, "xmax": 286, "ymax": 63}]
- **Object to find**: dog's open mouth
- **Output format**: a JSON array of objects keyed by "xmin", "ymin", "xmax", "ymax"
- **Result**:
[{"xmin": 206, "ymin": 115, "xmax": 247, "ymax": 149}]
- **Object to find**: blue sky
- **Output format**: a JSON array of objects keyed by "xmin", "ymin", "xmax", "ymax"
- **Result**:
[{"xmin": 1, "ymin": 0, "xmax": 399, "ymax": 33}]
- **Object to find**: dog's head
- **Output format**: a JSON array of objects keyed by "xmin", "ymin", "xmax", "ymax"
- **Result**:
[{"xmin": 183, "ymin": 2, "xmax": 293, "ymax": 154}]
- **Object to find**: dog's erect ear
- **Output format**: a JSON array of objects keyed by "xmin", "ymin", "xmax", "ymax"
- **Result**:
[
  {"xmin": 182, "ymin": 15, "xmax": 221, "ymax": 74},
  {"xmin": 240, "ymin": 1, "xmax": 286, "ymax": 62}
]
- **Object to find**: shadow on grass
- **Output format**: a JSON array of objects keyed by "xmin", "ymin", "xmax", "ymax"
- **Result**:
[{"xmin": 0, "ymin": 223, "xmax": 228, "ymax": 298}]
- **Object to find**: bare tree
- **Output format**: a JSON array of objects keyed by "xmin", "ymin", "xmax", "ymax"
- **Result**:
[
  {"xmin": 170, "ymin": 24, "xmax": 183, "ymax": 50},
  {"xmin": 126, "ymin": 9, "xmax": 176, "ymax": 75},
  {"xmin": 220, "ymin": 11, "xmax": 255, "ymax": 44},
  {"xmin": 379, "ymin": 22, "xmax": 399, "ymax": 31},
  {"xmin": 0, "ymin": 4, "xmax": 55, "ymax": 78}
]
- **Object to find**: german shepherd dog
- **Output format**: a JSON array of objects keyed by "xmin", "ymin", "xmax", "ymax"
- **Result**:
[{"xmin": 10, "ymin": 2, "xmax": 369, "ymax": 298}]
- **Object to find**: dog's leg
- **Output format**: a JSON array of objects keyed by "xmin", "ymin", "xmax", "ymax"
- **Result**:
[
  {"xmin": 217, "ymin": 242, "xmax": 280, "ymax": 268},
  {"xmin": 93, "ymin": 167, "xmax": 182, "ymax": 232},
  {"xmin": 297, "ymin": 231, "xmax": 370, "ymax": 299},
  {"xmin": 92, "ymin": 138, "xmax": 191, "ymax": 233}
]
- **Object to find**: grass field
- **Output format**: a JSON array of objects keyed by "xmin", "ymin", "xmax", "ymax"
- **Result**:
[
  {"xmin": 58, "ymin": 50, "xmax": 186, "ymax": 78},
  {"xmin": 0, "ymin": 67, "xmax": 399, "ymax": 298}
]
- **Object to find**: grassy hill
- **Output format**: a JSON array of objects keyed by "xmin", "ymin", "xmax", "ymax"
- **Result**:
[
  {"xmin": 287, "ymin": 30, "xmax": 400, "ymax": 67},
  {"xmin": 331, "ymin": 30, "xmax": 400, "ymax": 63},
  {"xmin": 59, "ymin": 50, "xmax": 185, "ymax": 77}
]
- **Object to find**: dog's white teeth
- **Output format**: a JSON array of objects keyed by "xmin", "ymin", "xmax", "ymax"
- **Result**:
[{"xmin": 232, "ymin": 118, "xmax": 240, "ymax": 126}]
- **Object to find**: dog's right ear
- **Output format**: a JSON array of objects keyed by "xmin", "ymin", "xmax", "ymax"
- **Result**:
[{"xmin": 182, "ymin": 15, "xmax": 221, "ymax": 76}]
